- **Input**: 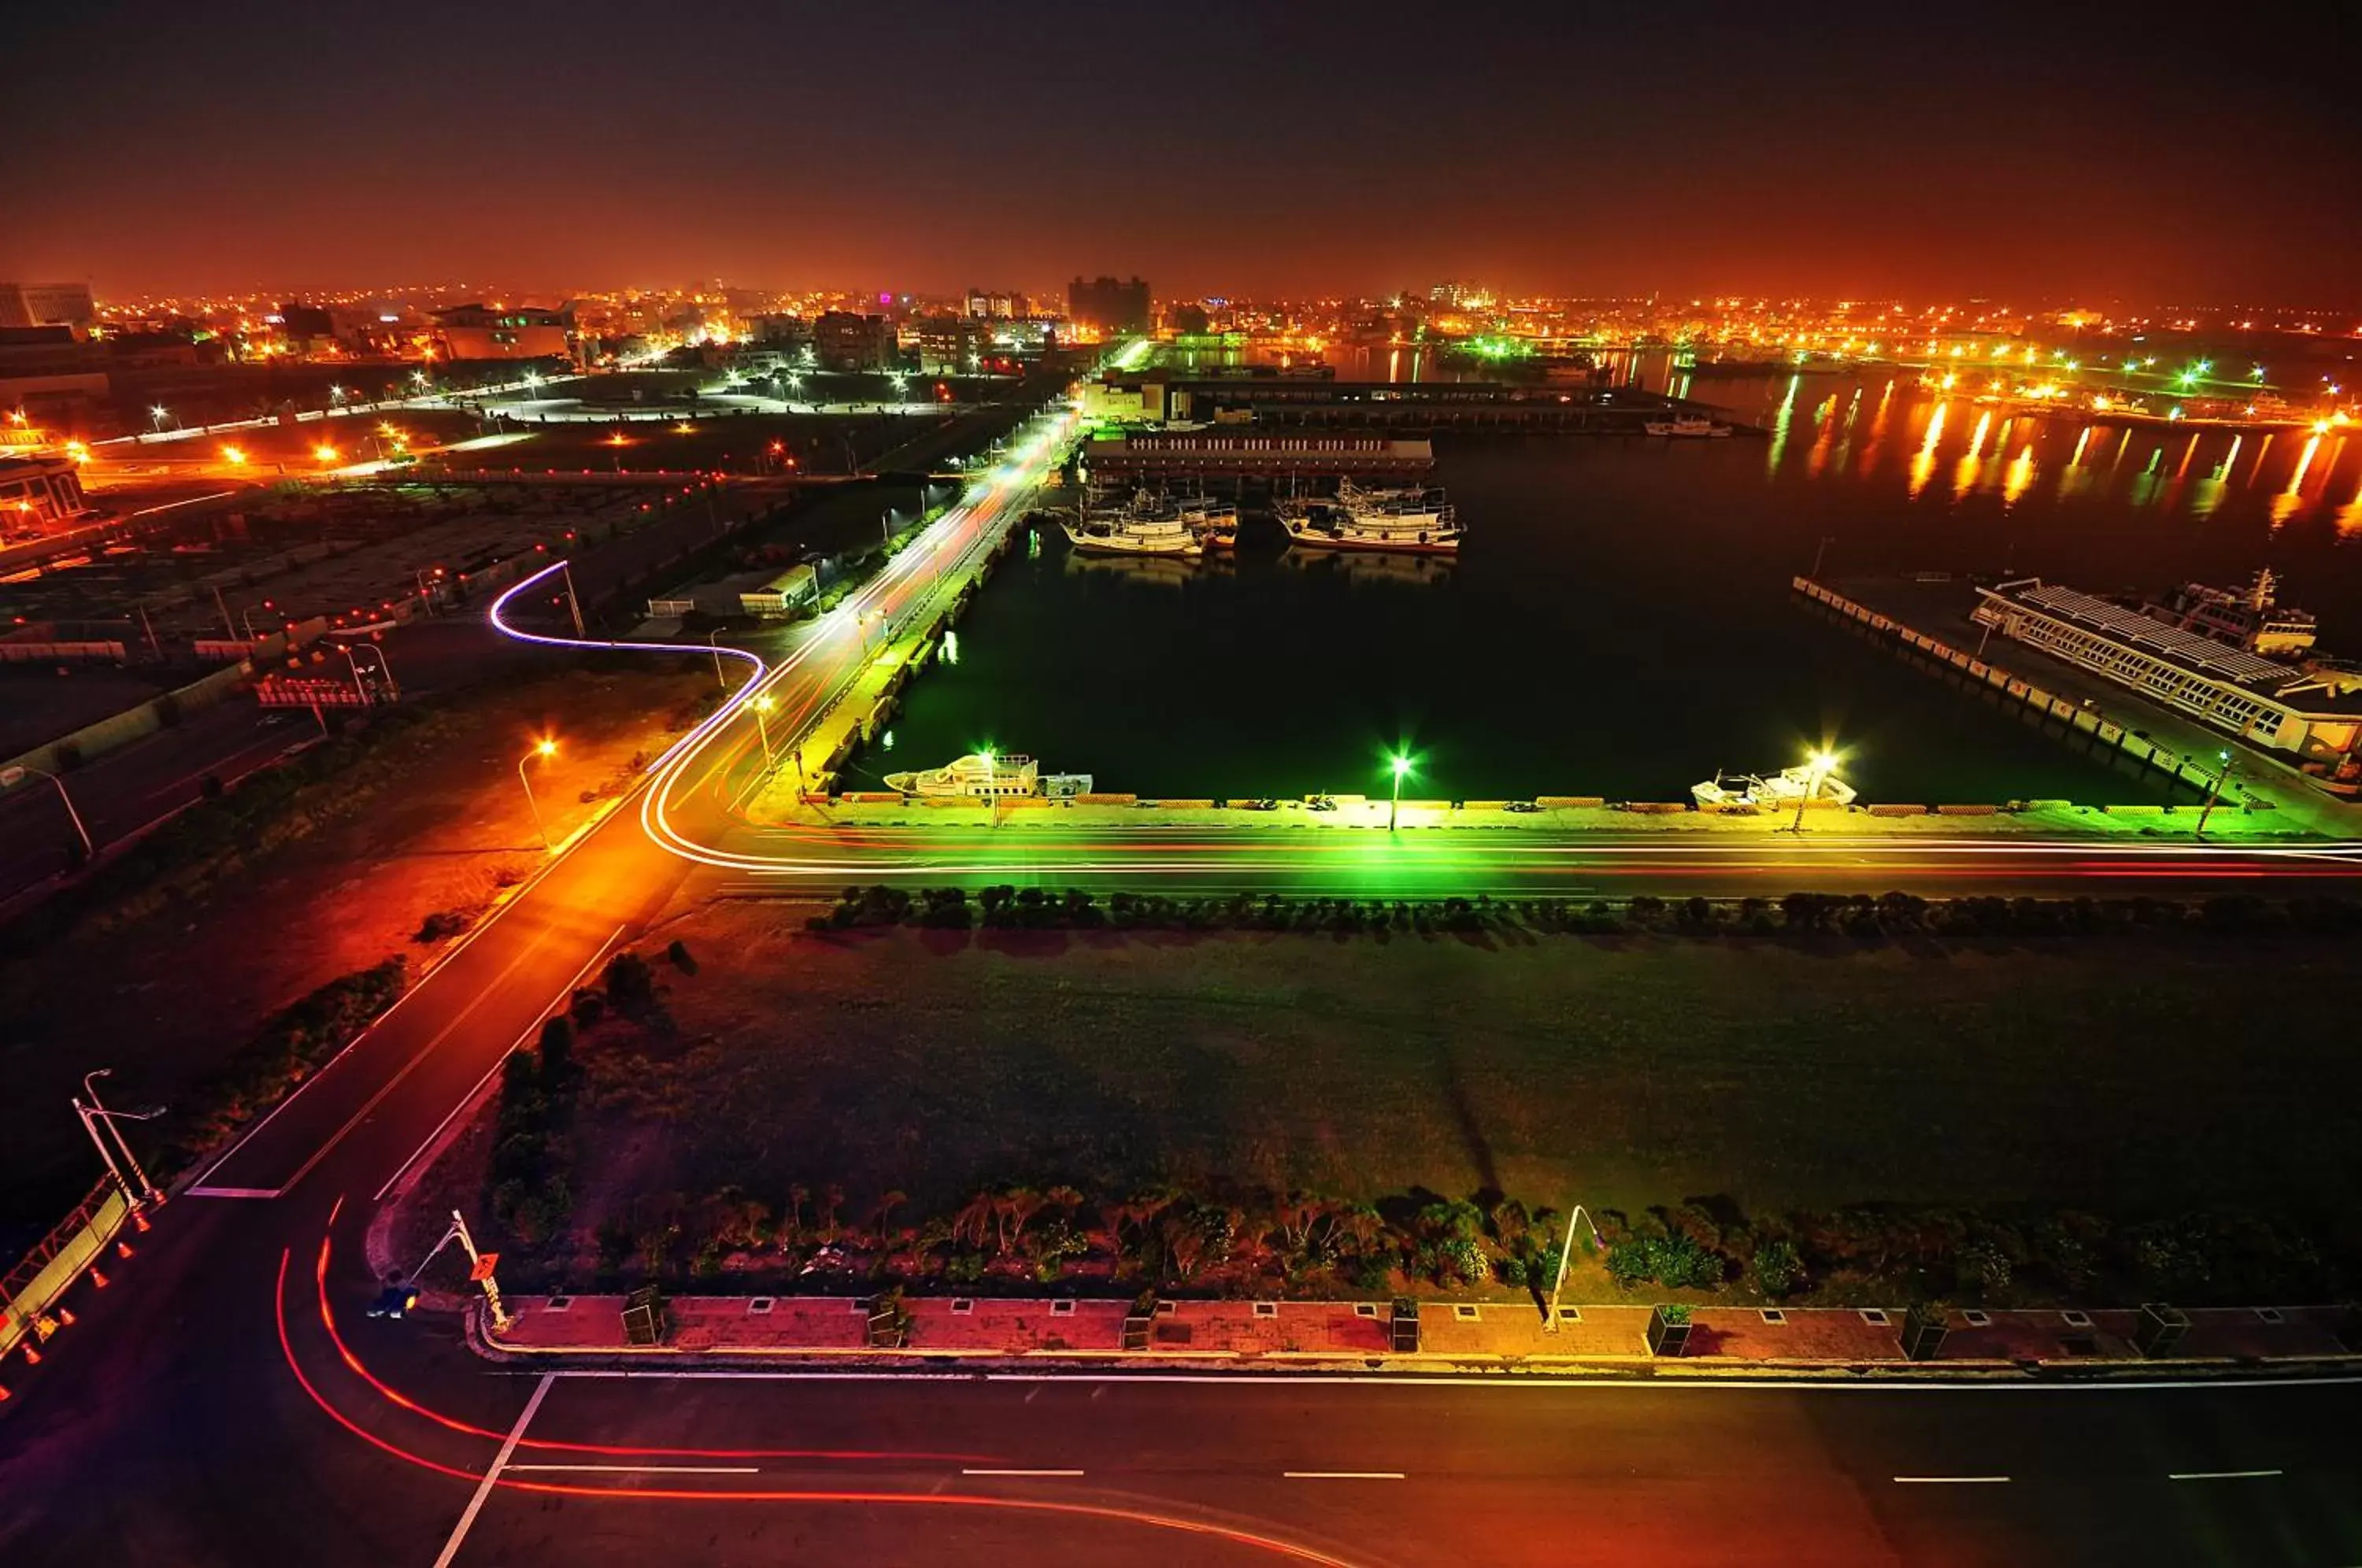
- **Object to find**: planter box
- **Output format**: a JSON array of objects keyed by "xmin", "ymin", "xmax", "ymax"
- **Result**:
[
  {"xmin": 1901, "ymin": 1304, "xmax": 1948, "ymax": 1362},
  {"xmin": 2135, "ymin": 1302, "xmax": 2190, "ymax": 1359},
  {"xmin": 1646, "ymin": 1306, "xmax": 1691, "ymax": 1357}
]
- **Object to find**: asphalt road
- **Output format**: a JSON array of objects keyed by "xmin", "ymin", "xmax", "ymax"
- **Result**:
[{"xmin": 4, "ymin": 401, "xmax": 2359, "ymax": 1565}]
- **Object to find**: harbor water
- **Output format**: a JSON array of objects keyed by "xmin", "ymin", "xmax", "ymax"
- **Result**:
[{"xmin": 843, "ymin": 370, "xmax": 2362, "ymax": 804}]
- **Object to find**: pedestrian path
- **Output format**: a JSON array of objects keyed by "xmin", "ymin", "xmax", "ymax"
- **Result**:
[{"xmin": 483, "ymin": 1292, "xmax": 2356, "ymax": 1374}]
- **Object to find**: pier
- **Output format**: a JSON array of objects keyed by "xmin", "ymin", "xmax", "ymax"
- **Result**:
[{"xmin": 1794, "ymin": 575, "xmax": 2361, "ymax": 834}]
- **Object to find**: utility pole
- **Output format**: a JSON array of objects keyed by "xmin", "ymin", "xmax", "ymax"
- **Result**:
[
  {"xmin": 2, "ymin": 763, "xmax": 95, "ymax": 863},
  {"xmin": 77, "ymin": 1069, "xmax": 163, "ymax": 1208},
  {"xmin": 414, "ymin": 1211, "xmax": 512, "ymax": 1333},
  {"xmin": 1809, "ymin": 534, "xmax": 1834, "ymax": 579},
  {"xmin": 559, "ymin": 560, "xmax": 585, "ymax": 637}
]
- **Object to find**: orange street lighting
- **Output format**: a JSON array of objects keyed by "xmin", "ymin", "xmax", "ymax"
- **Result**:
[
  {"xmin": 314, "ymin": 444, "xmax": 340, "ymax": 464},
  {"xmin": 222, "ymin": 446, "xmax": 249, "ymax": 466},
  {"xmin": 518, "ymin": 738, "xmax": 558, "ymax": 849}
]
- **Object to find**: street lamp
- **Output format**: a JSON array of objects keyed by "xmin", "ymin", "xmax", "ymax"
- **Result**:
[
  {"xmin": 750, "ymin": 693, "xmax": 776, "ymax": 761},
  {"xmin": 1, "ymin": 762, "xmax": 95, "ymax": 863},
  {"xmin": 2195, "ymin": 747, "xmax": 2236, "ymax": 837},
  {"xmin": 76, "ymin": 1069, "xmax": 164, "ymax": 1208},
  {"xmin": 149, "ymin": 405, "xmax": 171, "ymax": 434},
  {"xmin": 1386, "ymin": 753, "xmax": 1413, "ymax": 832},
  {"xmin": 518, "ymin": 738, "xmax": 557, "ymax": 849},
  {"xmin": 1789, "ymin": 748, "xmax": 1838, "ymax": 833}
]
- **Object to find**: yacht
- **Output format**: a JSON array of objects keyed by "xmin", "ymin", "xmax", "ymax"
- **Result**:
[
  {"xmin": 1281, "ymin": 483, "xmax": 1464, "ymax": 555},
  {"xmin": 1691, "ymin": 767, "xmax": 1857, "ymax": 809},
  {"xmin": 1643, "ymin": 415, "xmax": 1734, "ymax": 438},
  {"xmin": 883, "ymin": 752, "xmax": 1093, "ymax": 800},
  {"xmin": 1054, "ymin": 490, "xmax": 1205, "ymax": 558}
]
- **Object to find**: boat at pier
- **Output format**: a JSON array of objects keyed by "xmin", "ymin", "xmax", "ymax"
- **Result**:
[
  {"xmin": 1053, "ymin": 490, "xmax": 1205, "ymax": 558},
  {"xmin": 1643, "ymin": 415, "xmax": 1734, "ymax": 438},
  {"xmin": 883, "ymin": 751, "xmax": 1092, "ymax": 799},
  {"xmin": 1279, "ymin": 480, "xmax": 1464, "ymax": 554},
  {"xmin": 1692, "ymin": 766, "xmax": 1857, "ymax": 809},
  {"xmin": 1174, "ymin": 492, "xmax": 1238, "ymax": 550}
]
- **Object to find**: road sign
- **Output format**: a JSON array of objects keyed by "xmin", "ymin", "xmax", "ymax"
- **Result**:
[
  {"xmin": 254, "ymin": 676, "xmax": 370, "ymax": 708},
  {"xmin": 468, "ymin": 1254, "xmax": 500, "ymax": 1281}
]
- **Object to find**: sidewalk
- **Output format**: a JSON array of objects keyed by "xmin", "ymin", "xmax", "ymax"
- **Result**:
[{"xmin": 481, "ymin": 1293, "xmax": 2359, "ymax": 1378}]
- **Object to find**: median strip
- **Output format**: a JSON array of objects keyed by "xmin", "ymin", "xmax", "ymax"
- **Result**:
[
  {"xmin": 1283, "ymin": 1471, "xmax": 1406, "ymax": 1481},
  {"xmin": 2167, "ymin": 1469, "xmax": 2282, "ymax": 1481},
  {"xmin": 1892, "ymin": 1476, "xmax": 2011, "ymax": 1485},
  {"xmin": 961, "ymin": 1467, "xmax": 1085, "ymax": 1477}
]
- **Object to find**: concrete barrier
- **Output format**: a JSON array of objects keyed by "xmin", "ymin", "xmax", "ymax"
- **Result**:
[
  {"xmin": 1000, "ymin": 795, "xmax": 1050, "ymax": 809},
  {"xmin": 922, "ymin": 796, "xmax": 985, "ymax": 808},
  {"xmin": 0, "ymin": 658, "xmax": 252, "ymax": 780},
  {"xmin": 1536, "ymin": 795, "xmax": 1605, "ymax": 809},
  {"xmin": 1075, "ymin": 793, "xmax": 1137, "ymax": 805},
  {"xmin": 1461, "ymin": 801, "xmax": 1509, "ymax": 812},
  {"xmin": 1623, "ymin": 801, "xmax": 1689, "ymax": 815},
  {"xmin": 1935, "ymin": 804, "xmax": 2000, "ymax": 815},
  {"xmin": 846, "ymin": 791, "xmax": 903, "ymax": 804},
  {"xmin": 2101, "ymin": 803, "xmax": 2164, "ymax": 816},
  {"xmin": 1867, "ymin": 803, "xmax": 1929, "ymax": 816},
  {"xmin": 1150, "ymin": 798, "xmax": 1213, "ymax": 809}
]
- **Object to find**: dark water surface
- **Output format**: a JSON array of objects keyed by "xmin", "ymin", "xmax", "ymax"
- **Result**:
[{"xmin": 846, "ymin": 371, "xmax": 2362, "ymax": 804}]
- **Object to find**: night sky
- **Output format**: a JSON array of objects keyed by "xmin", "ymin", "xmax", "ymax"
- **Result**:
[{"xmin": 9, "ymin": 1, "xmax": 2355, "ymax": 304}]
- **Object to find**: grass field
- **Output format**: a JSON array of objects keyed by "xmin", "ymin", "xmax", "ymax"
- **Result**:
[{"xmin": 556, "ymin": 900, "xmax": 2360, "ymax": 1230}]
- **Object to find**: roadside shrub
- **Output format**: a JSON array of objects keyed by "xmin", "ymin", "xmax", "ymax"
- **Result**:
[
  {"xmin": 414, "ymin": 908, "xmax": 474, "ymax": 942},
  {"xmin": 1607, "ymin": 1233, "xmax": 1724, "ymax": 1291},
  {"xmin": 1751, "ymin": 1239, "xmax": 1803, "ymax": 1298}
]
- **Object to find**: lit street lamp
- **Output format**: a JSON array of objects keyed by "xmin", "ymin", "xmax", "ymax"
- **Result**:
[
  {"xmin": 1386, "ymin": 753, "xmax": 1413, "ymax": 832},
  {"xmin": 1, "ymin": 761, "xmax": 95, "ymax": 863},
  {"xmin": 2195, "ymin": 747, "xmax": 2236, "ymax": 837},
  {"xmin": 1789, "ymin": 748, "xmax": 1838, "ymax": 833},
  {"xmin": 750, "ymin": 693, "xmax": 776, "ymax": 760},
  {"xmin": 518, "ymin": 738, "xmax": 557, "ymax": 849}
]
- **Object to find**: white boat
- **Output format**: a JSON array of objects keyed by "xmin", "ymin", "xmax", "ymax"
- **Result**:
[
  {"xmin": 1644, "ymin": 416, "xmax": 1733, "ymax": 438},
  {"xmin": 883, "ymin": 752, "xmax": 1094, "ymax": 800},
  {"xmin": 1055, "ymin": 491, "xmax": 1204, "ymax": 558},
  {"xmin": 1692, "ymin": 766, "xmax": 1857, "ymax": 808},
  {"xmin": 1281, "ymin": 483, "xmax": 1463, "ymax": 555},
  {"xmin": 1172, "ymin": 492, "xmax": 1238, "ymax": 550}
]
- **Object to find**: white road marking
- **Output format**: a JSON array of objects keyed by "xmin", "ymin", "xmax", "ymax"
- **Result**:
[
  {"xmin": 433, "ymin": 1372, "xmax": 551, "ymax": 1568},
  {"xmin": 1284, "ymin": 1471, "xmax": 1405, "ymax": 1481},
  {"xmin": 961, "ymin": 1468, "xmax": 1085, "ymax": 1477},
  {"xmin": 2168, "ymin": 1469, "xmax": 2282, "ymax": 1481},
  {"xmin": 369, "ymin": 923, "xmax": 626, "ymax": 1203},
  {"xmin": 508, "ymin": 1463, "xmax": 759, "ymax": 1474},
  {"xmin": 1893, "ymin": 1475, "xmax": 2011, "ymax": 1484}
]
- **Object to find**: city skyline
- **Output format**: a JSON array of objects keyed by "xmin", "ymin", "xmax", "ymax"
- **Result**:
[{"xmin": 9, "ymin": 2, "xmax": 2356, "ymax": 305}]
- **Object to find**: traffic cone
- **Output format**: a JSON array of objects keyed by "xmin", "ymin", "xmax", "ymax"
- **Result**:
[
  {"xmin": 116, "ymin": 1240, "xmax": 135, "ymax": 1259},
  {"xmin": 132, "ymin": 1211, "xmax": 152, "ymax": 1233},
  {"xmin": 55, "ymin": 1307, "xmax": 75, "ymax": 1327},
  {"xmin": 20, "ymin": 1343, "xmax": 39, "ymax": 1366},
  {"xmin": 90, "ymin": 1268, "xmax": 109, "ymax": 1289}
]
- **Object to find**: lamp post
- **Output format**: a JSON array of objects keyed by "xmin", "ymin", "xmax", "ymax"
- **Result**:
[
  {"xmin": 1542, "ymin": 1202, "xmax": 1606, "ymax": 1332},
  {"xmin": 518, "ymin": 738, "xmax": 557, "ymax": 849},
  {"xmin": 750, "ymin": 693, "xmax": 776, "ymax": 762},
  {"xmin": 1789, "ymin": 748, "xmax": 1838, "ymax": 833},
  {"xmin": 76, "ymin": 1070, "xmax": 164, "ymax": 1208},
  {"xmin": 1387, "ymin": 753, "xmax": 1412, "ymax": 832},
  {"xmin": 2195, "ymin": 748, "xmax": 2235, "ymax": 837},
  {"xmin": 2, "ymin": 762, "xmax": 95, "ymax": 863}
]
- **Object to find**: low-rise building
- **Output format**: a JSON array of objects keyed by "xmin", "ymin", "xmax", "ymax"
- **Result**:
[
  {"xmin": 0, "ymin": 453, "xmax": 92, "ymax": 529},
  {"xmin": 431, "ymin": 302, "xmax": 576, "ymax": 363},
  {"xmin": 0, "ymin": 283, "xmax": 98, "ymax": 335},
  {"xmin": 813, "ymin": 312, "xmax": 898, "ymax": 372}
]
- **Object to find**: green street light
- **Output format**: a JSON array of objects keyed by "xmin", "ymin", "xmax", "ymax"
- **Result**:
[{"xmin": 1386, "ymin": 753, "xmax": 1414, "ymax": 832}]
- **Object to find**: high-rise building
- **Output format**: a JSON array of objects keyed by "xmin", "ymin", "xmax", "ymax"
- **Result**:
[
  {"xmin": 1066, "ymin": 276, "xmax": 1151, "ymax": 335},
  {"xmin": 964, "ymin": 288, "xmax": 1029, "ymax": 320}
]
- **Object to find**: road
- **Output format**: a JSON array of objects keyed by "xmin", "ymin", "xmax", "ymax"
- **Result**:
[{"xmin": 3, "ymin": 396, "xmax": 2359, "ymax": 1565}]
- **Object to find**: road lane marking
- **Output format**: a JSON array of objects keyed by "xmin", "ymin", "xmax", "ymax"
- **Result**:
[
  {"xmin": 369, "ymin": 923, "xmax": 627, "ymax": 1203},
  {"xmin": 186, "ymin": 1185, "xmax": 279, "ymax": 1200},
  {"xmin": 509, "ymin": 1463, "xmax": 760, "ymax": 1474},
  {"xmin": 433, "ymin": 1372, "xmax": 551, "ymax": 1568},
  {"xmin": 549, "ymin": 1368, "xmax": 2362, "ymax": 1393},
  {"xmin": 1893, "ymin": 1476, "xmax": 2011, "ymax": 1484},
  {"xmin": 2168, "ymin": 1469, "xmax": 2282, "ymax": 1481},
  {"xmin": 962, "ymin": 1468, "xmax": 1086, "ymax": 1477},
  {"xmin": 1284, "ymin": 1472, "xmax": 1405, "ymax": 1481},
  {"xmin": 272, "ymin": 923, "xmax": 558, "ymax": 1196}
]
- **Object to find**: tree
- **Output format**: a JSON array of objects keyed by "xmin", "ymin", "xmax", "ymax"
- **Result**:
[{"xmin": 537, "ymin": 1015, "xmax": 575, "ymax": 1079}]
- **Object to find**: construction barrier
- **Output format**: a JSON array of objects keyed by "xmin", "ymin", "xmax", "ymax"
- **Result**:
[
  {"xmin": 1075, "ymin": 793, "xmax": 1137, "ymax": 805},
  {"xmin": 1867, "ymin": 804, "xmax": 1929, "ymax": 817},
  {"xmin": 2100, "ymin": 803, "xmax": 2164, "ymax": 816},
  {"xmin": 999, "ymin": 796, "xmax": 1050, "ymax": 809},
  {"xmin": 1623, "ymin": 801, "xmax": 1689, "ymax": 815},
  {"xmin": 2, "ymin": 1181, "xmax": 128, "ymax": 1359},
  {"xmin": 1535, "ymin": 795, "xmax": 1606, "ymax": 809},
  {"xmin": 1461, "ymin": 801, "xmax": 1509, "ymax": 811},
  {"xmin": 1935, "ymin": 804, "xmax": 2001, "ymax": 815},
  {"xmin": 1149, "ymin": 798, "xmax": 1214, "ymax": 809},
  {"xmin": 922, "ymin": 797, "xmax": 985, "ymax": 808},
  {"xmin": 846, "ymin": 791, "xmax": 902, "ymax": 804}
]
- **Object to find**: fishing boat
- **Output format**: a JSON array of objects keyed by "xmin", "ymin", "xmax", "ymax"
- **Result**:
[
  {"xmin": 1691, "ymin": 767, "xmax": 1857, "ymax": 808},
  {"xmin": 1053, "ymin": 490, "xmax": 1204, "ymax": 558},
  {"xmin": 1279, "ymin": 483, "xmax": 1463, "ymax": 555}
]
